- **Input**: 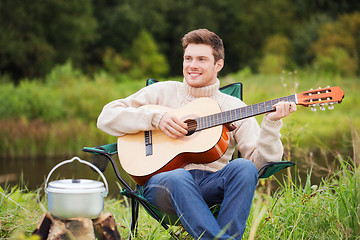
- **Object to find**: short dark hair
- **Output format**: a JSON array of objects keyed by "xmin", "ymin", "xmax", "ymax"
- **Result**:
[{"xmin": 181, "ymin": 29, "xmax": 225, "ymax": 62}]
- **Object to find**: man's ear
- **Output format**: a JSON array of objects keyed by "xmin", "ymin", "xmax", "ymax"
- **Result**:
[{"xmin": 215, "ymin": 59, "xmax": 224, "ymax": 73}]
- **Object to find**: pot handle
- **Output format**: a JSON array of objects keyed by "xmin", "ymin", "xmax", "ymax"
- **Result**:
[{"xmin": 45, "ymin": 156, "xmax": 108, "ymax": 197}]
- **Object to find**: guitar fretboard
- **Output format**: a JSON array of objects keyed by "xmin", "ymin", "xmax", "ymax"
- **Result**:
[{"xmin": 196, "ymin": 94, "xmax": 297, "ymax": 131}]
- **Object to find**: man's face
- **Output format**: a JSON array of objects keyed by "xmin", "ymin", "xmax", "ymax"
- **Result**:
[{"xmin": 183, "ymin": 43, "xmax": 223, "ymax": 88}]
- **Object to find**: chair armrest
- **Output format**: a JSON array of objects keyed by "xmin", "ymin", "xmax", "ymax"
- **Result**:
[
  {"xmin": 82, "ymin": 143, "xmax": 118, "ymax": 155},
  {"xmin": 258, "ymin": 161, "xmax": 295, "ymax": 179}
]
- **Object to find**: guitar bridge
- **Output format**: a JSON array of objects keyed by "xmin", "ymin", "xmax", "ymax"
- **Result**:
[{"xmin": 144, "ymin": 130, "xmax": 153, "ymax": 156}]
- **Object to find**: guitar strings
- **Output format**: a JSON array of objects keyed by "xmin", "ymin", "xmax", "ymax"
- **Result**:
[{"xmin": 149, "ymin": 95, "xmax": 296, "ymax": 136}]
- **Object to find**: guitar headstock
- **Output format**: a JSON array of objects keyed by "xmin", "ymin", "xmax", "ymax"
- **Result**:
[{"xmin": 297, "ymin": 86, "xmax": 344, "ymax": 111}]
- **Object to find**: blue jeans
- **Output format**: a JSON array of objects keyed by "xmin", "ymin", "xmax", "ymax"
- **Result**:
[{"xmin": 143, "ymin": 158, "xmax": 258, "ymax": 239}]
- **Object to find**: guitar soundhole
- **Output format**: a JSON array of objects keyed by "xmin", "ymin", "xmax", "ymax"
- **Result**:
[{"xmin": 184, "ymin": 119, "xmax": 197, "ymax": 136}]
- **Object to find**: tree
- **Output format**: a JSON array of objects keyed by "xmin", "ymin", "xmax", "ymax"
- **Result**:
[
  {"xmin": 311, "ymin": 12, "xmax": 360, "ymax": 75},
  {"xmin": 129, "ymin": 30, "xmax": 169, "ymax": 79},
  {"xmin": 259, "ymin": 34, "xmax": 292, "ymax": 74},
  {"xmin": 0, "ymin": 0, "xmax": 97, "ymax": 80}
]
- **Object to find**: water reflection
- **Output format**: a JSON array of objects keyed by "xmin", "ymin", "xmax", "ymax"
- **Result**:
[
  {"xmin": 1, "ymin": 154, "xmax": 330, "ymax": 199},
  {"xmin": 0, "ymin": 155, "xmax": 135, "ymax": 198}
]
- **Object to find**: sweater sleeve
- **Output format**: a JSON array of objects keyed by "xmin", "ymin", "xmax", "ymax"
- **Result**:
[
  {"xmin": 97, "ymin": 88, "xmax": 167, "ymax": 137},
  {"xmin": 234, "ymin": 115, "xmax": 284, "ymax": 169}
]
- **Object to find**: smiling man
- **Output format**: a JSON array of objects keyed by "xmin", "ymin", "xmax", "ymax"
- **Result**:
[{"xmin": 97, "ymin": 29, "xmax": 296, "ymax": 239}]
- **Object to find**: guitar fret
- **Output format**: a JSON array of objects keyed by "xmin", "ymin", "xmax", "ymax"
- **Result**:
[
  {"xmin": 246, "ymin": 105, "xmax": 252, "ymax": 116},
  {"xmin": 258, "ymin": 102, "xmax": 265, "ymax": 113},
  {"xmin": 221, "ymin": 112, "xmax": 225, "ymax": 124},
  {"xmin": 231, "ymin": 109, "xmax": 236, "ymax": 122},
  {"xmin": 265, "ymin": 101, "xmax": 272, "ymax": 111},
  {"xmin": 253, "ymin": 104, "xmax": 259, "ymax": 115},
  {"xmin": 226, "ymin": 111, "xmax": 230, "ymax": 123}
]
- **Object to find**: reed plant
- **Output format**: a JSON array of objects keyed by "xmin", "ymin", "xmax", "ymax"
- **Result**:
[{"xmin": 245, "ymin": 154, "xmax": 360, "ymax": 240}]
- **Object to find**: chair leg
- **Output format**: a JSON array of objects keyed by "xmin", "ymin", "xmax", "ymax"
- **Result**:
[{"xmin": 129, "ymin": 197, "xmax": 139, "ymax": 240}]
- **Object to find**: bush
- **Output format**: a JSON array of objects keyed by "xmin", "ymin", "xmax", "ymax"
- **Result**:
[
  {"xmin": 259, "ymin": 34, "xmax": 293, "ymax": 74},
  {"xmin": 129, "ymin": 30, "xmax": 169, "ymax": 79},
  {"xmin": 311, "ymin": 12, "xmax": 360, "ymax": 76},
  {"xmin": 258, "ymin": 54, "xmax": 287, "ymax": 75},
  {"xmin": 313, "ymin": 47, "xmax": 358, "ymax": 76}
]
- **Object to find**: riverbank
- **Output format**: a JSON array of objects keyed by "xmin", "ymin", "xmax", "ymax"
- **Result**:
[
  {"xmin": 1, "ymin": 154, "xmax": 359, "ymax": 239},
  {"xmin": 0, "ymin": 68, "xmax": 358, "ymax": 160}
]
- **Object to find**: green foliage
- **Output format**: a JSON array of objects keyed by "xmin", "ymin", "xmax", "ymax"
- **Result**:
[
  {"xmin": 129, "ymin": 30, "xmax": 169, "ymax": 79},
  {"xmin": 0, "ymin": 186, "xmax": 43, "ymax": 239},
  {"xmin": 0, "ymin": 67, "xmax": 358, "ymax": 158},
  {"xmin": 292, "ymin": 14, "xmax": 333, "ymax": 67},
  {"xmin": 245, "ymin": 155, "xmax": 360, "ymax": 239},
  {"xmin": 263, "ymin": 34, "xmax": 292, "ymax": 56},
  {"xmin": 312, "ymin": 12, "xmax": 360, "ymax": 76},
  {"xmin": 1, "ymin": 1, "xmax": 360, "ymax": 79},
  {"xmin": 314, "ymin": 47, "xmax": 358, "ymax": 76},
  {"xmin": 219, "ymin": 0, "xmax": 295, "ymax": 73},
  {"xmin": 259, "ymin": 34, "xmax": 293, "ymax": 75},
  {"xmin": 259, "ymin": 54, "xmax": 287, "ymax": 75},
  {"xmin": 102, "ymin": 47, "xmax": 132, "ymax": 76},
  {"xmin": 0, "ymin": 0, "xmax": 97, "ymax": 80}
]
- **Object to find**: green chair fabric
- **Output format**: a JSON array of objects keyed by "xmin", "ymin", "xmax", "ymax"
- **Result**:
[{"xmin": 82, "ymin": 78, "xmax": 295, "ymax": 239}]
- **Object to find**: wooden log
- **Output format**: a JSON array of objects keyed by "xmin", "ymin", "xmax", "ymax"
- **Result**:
[
  {"xmin": 65, "ymin": 217, "xmax": 96, "ymax": 240},
  {"xmin": 46, "ymin": 218, "xmax": 67, "ymax": 240},
  {"xmin": 93, "ymin": 213, "xmax": 122, "ymax": 240},
  {"xmin": 33, "ymin": 212, "xmax": 121, "ymax": 240},
  {"xmin": 47, "ymin": 217, "xmax": 95, "ymax": 240},
  {"xmin": 32, "ymin": 213, "xmax": 52, "ymax": 240}
]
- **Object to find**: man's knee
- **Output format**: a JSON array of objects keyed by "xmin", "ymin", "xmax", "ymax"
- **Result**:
[{"xmin": 227, "ymin": 158, "xmax": 258, "ymax": 179}]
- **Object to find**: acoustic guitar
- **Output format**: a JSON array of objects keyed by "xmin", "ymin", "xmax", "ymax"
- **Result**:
[{"xmin": 117, "ymin": 86, "xmax": 344, "ymax": 185}]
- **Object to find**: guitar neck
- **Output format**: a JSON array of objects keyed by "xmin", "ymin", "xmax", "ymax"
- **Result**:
[{"xmin": 195, "ymin": 94, "xmax": 297, "ymax": 131}]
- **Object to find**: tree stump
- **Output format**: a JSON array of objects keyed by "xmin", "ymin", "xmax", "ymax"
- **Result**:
[{"xmin": 33, "ymin": 213, "xmax": 121, "ymax": 240}]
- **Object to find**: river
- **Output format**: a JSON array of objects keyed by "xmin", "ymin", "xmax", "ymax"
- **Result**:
[
  {"xmin": 0, "ymin": 155, "xmax": 135, "ymax": 198},
  {"xmin": 1, "ymin": 153, "xmax": 332, "ymax": 200}
]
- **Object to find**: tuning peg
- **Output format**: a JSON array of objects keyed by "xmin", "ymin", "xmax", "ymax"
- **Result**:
[
  {"xmin": 320, "ymin": 106, "xmax": 325, "ymax": 111},
  {"xmin": 311, "ymin": 106, "xmax": 317, "ymax": 112},
  {"xmin": 328, "ymin": 102, "xmax": 334, "ymax": 110}
]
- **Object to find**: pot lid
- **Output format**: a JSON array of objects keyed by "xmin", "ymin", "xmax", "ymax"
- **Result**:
[{"xmin": 48, "ymin": 179, "xmax": 104, "ymax": 190}]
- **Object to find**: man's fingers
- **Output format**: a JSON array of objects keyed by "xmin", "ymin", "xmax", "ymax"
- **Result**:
[
  {"xmin": 289, "ymin": 102, "xmax": 297, "ymax": 112},
  {"xmin": 159, "ymin": 113, "xmax": 188, "ymax": 138},
  {"xmin": 267, "ymin": 101, "xmax": 297, "ymax": 121}
]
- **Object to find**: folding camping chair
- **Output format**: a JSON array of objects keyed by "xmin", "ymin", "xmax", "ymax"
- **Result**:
[{"xmin": 82, "ymin": 78, "xmax": 295, "ymax": 239}]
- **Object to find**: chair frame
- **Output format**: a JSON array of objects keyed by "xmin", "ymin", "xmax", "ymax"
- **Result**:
[{"xmin": 82, "ymin": 79, "xmax": 295, "ymax": 239}]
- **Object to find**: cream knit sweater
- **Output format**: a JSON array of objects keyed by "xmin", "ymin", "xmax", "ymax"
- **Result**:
[{"xmin": 97, "ymin": 79, "xmax": 284, "ymax": 171}]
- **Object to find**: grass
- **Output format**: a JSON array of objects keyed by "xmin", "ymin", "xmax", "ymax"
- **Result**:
[
  {"xmin": 1, "ymin": 153, "xmax": 359, "ymax": 239},
  {"xmin": 248, "ymin": 157, "xmax": 360, "ymax": 239}
]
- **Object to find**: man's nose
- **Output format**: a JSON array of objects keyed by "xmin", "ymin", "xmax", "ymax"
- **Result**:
[{"xmin": 189, "ymin": 60, "xmax": 198, "ymax": 68}]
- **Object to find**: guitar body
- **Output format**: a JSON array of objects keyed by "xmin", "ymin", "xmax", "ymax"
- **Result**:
[{"xmin": 117, "ymin": 98, "xmax": 230, "ymax": 185}]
